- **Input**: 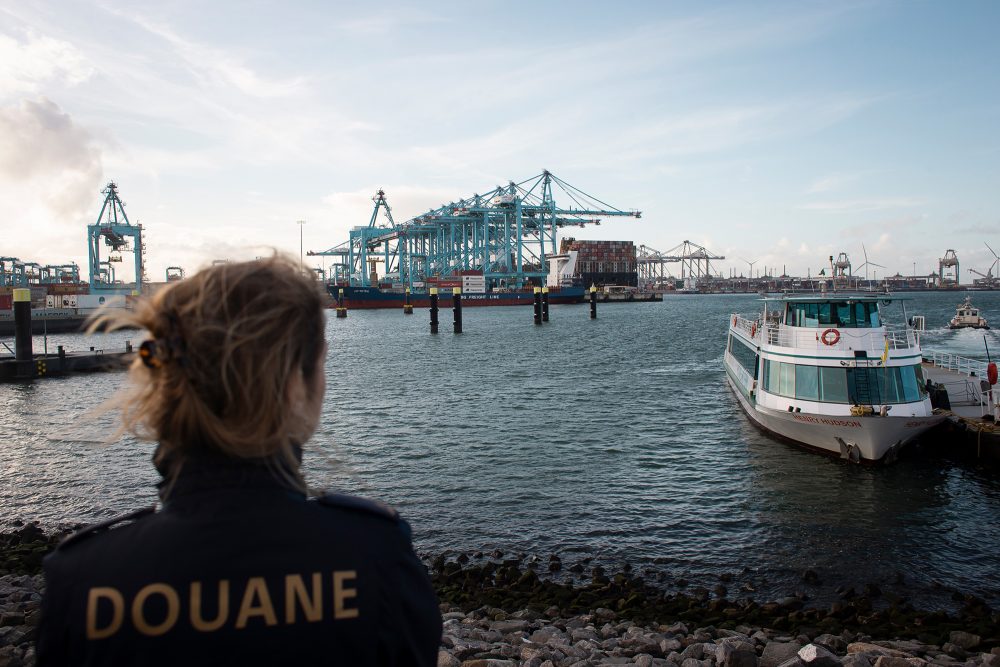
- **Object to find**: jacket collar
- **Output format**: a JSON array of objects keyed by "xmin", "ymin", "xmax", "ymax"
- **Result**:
[{"xmin": 156, "ymin": 447, "xmax": 306, "ymax": 508}]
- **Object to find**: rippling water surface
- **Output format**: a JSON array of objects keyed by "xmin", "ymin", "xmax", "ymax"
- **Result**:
[{"xmin": 2, "ymin": 291, "xmax": 999, "ymax": 609}]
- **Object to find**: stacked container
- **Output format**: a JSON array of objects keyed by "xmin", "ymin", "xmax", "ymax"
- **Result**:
[{"xmin": 560, "ymin": 238, "xmax": 638, "ymax": 287}]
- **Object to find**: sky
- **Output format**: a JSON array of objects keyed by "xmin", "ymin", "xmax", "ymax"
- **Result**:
[{"xmin": 1, "ymin": 0, "xmax": 999, "ymax": 284}]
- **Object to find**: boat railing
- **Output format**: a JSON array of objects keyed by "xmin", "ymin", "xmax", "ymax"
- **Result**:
[
  {"xmin": 923, "ymin": 351, "xmax": 998, "ymax": 417},
  {"xmin": 730, "ymin": 314, "xmax": 760, "ymax": 339},
  {"xmin": 758, "ymin": 323, "xmax": 918, "ymax": 354},
  {"xmin": 923, "ymin": 351, "xmax": 989, "ymax": 380}
]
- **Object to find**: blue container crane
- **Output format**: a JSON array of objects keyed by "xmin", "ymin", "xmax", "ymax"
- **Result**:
[
  {"xmin": 88, "ymin": 182, "xmax": 146, "ymax": 295},
  {"xmin": 310, "ymin": 170, "xmax": 641, "ymax": 290}
]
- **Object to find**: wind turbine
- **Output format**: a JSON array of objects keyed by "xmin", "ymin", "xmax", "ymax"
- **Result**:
[
  {"xmin": 739, "ymin": 257, "xmax": 758, "ymax": 292},
  {"xmin": 856, "ymin": 243, "xmax": 885, "ymax": 285}
]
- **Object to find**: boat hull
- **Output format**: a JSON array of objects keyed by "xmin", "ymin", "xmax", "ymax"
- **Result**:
[
  {"xmin": 325, "ymin": 286, "xmax": 586, "ymax": 309},
  {"xmin": 724, "ymin": 370, "xmax": 944, "ymax": 462},
  {"xmin": 0, "ymin": 310, "xmax": 88, "ymax": 335}
]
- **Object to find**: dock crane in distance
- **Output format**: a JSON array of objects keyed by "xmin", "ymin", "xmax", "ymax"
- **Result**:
[
  {"xmin": 87, "ymin": 182, "xmax": 146, "ymax": 295},
  {"xmin": 309, "ymin": 171, "xmax": 641, "ymax": 290}
]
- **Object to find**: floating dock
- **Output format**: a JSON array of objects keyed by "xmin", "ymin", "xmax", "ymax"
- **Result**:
[
  {"xmin": 921, "ymin": 351, "xmax": 999, "ymax": 463},
  {"xmin": 0, "ymin": 288, "xmax": 134, "ymax": 383},
  {"xmin": 0, "ymin": 347, "xmax": 133, "ymax": 382}
]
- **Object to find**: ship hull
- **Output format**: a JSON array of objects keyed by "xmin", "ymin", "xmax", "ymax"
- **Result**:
[
  {"xmin": 0, "ymin": 310, "xmax": 88, "ymax": 335},
  {"xmin": 326, "ymin": 286, "xmax": 586, "ymax": 309},
  {"xmin": 724, "ymin": 364, "xmax": 943, "ymax": 462}
]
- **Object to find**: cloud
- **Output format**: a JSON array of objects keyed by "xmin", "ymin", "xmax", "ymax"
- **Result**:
[
  {"xmin": 0, "ymin": 97, "xmax": 104, "ymax": 265},
  {"xmin": 332, "ymin": 9, "xmax": 450, "ymax": 36},
  {"xmin": 0, "ymin": 30, "xmax": 93, "ymax": 95},
  {"xmin": 805, "ymin": 172, "xmax": 860, "ymax": 194},
  {"xmin": 956, "ymin": 223, "xmax": 1000, "ymax": 235},
  {"xmin": 113, "ymin": 10, "xmax": 308, "ymax": 99},
  {"xmin": 320, "ymin": 184, "xmax": 464, "ymax": 231},
  {"xmin": 0, "ymin": 97, "xmax": 103, "ymax": 215},
  {"xmin": 799, "ymin": 197, "xmax": 926, "ymax": 212}
]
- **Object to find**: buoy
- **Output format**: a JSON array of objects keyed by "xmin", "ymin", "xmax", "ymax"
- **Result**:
[{"xmin": 988, "ymin": 362, "xmax": 998, "ymax": 386}]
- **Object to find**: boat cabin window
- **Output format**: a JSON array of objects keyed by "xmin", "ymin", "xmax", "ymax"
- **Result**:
[
  {"xmin": 762, "ymin": 360, "xmax": 926, "ymax": 404},
  {"xmin": 784, "ymin": 301, "xmax": 881, "ymax": 328}
]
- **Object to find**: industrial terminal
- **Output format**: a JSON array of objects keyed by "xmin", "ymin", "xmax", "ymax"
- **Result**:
[{"xmin": 1, "ymin": 173, "xmax": 998, "ymax": 319}]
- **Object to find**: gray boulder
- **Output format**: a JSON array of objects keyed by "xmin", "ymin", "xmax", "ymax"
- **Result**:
[
  {"xmin": 814, "ymin": 635, "xmax": 848, "ymax": 654},
  {"xmin": 799, "ymin": 644, "xmax": 842, "ymax": 667},
  {"xmin": 948, "ymin": 633, "xmax": 981, "ymax": 651},
  {"xmin": 848, "ymin": 644, "xmax": 912, "ymax": 658},
  {"xmin": 437, "ymin": 651, "xmax": 461, "ymax": 667},
  {"xmin": 718, "ymin": 640, "xmax": 759, "ymax": 667},
  {"xmin": 777, "ymin": 658, "xmax": 807, "ymax": 667},
  {"xmin": 762, "ymin": 643, "xmax": 804, "ymax": 667},
  {"xmin": 873, "ymin": 658, "xmax": 925, "ymax": 667},
  {"xmin": 841, "ymin": 656, "xmax": 873, "ymax": 667},
  {"xmin": 682, "ymin": 643, "xmax": 706, "ymax": 661}
]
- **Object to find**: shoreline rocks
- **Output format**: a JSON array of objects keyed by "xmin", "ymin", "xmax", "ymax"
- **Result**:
[
  {"xmin": 424, "ymin": 553, "xmax": 999, "ymax": 651},
  {"xmin": 2, "ymin": 526, "xmax": 998, "ymax": 667},
  {"xmin": 433, "ymin": 605, "xmax": 1000, "ymax": 667}
]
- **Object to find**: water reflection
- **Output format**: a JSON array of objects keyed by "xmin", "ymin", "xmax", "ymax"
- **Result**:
[{"xmin": 1, "ymin": 293, "xmax": 999, "ymax": 608}]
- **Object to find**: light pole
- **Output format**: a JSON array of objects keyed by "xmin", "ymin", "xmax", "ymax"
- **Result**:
[{"xmin": 296, "ymin": 220, "xmax": 306, "ymax": 269}]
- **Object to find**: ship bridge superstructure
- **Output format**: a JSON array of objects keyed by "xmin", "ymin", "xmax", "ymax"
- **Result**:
[
  {"xmin": 309, "ymin": 170, "xmax": 641, "ymax": 289},
  {"xmin": 732, "ymin": 296, "xmax": 920, "ymax": 358}
]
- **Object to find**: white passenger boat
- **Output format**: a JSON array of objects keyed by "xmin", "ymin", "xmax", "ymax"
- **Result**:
[
  {"xmin": 949, "ymin": 297, "xmax": 989, "ymax": 330},
  {"xmin": 724, "ymin": 296, "xmax": 944, "ymax": 462}
]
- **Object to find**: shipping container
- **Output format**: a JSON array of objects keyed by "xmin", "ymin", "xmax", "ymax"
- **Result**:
[{"xmin": 76, "ymin": 294, "xmax": 126, "ymax": 309}]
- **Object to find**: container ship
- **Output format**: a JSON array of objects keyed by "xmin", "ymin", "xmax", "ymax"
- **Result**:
[
  {"xmin": 0, "ymin": 287, "xmax": 128, "ymax": 335},
  {"xmin": 326, "ymin": 272, "xmax": 585, "ymax": 309}
]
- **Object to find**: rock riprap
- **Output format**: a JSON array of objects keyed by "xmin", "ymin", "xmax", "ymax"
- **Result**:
[
  {"xmin": 3, "ymin": 527, "xmax": 1000, "ymax": 667},
  {"xmin": 434, "ymin": 608, "xmax": 1000, "ymax": 667}
]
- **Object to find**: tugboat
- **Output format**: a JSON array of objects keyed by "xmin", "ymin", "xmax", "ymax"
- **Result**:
[
  {"xmin": 724, "ymin": 295, "xmax": 943, "ymax": 463},
  {"xmin": 949, "ymin": 297, "xmax": 989, "ymax": 330}
]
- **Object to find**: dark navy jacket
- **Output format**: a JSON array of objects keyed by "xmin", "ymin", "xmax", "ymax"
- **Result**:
[{"xmin": 37, "ymin": 458, "xmax": 442, "ymax": 666}]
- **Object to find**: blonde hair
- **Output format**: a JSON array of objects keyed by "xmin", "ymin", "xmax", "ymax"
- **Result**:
[{"xmin": 94, "ymin": 255, "xmax": 325, "ymax": 490}]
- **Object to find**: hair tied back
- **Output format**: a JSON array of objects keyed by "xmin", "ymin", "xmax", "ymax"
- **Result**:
[{"xmin": 139, "ymin": 336, "xmax": 186, "ymax": 369}]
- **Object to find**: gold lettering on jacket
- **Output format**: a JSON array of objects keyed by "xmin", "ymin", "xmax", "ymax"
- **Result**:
[
  {"xmin": 86, "ymin": 587, "xmax": 124, "ymax": 639},
  {"xmin": 132, "ymin": 583, "xmax": 180, "ymax": 636},
  {"xmin": 83, "ymin": 571, "xmax": 360, "ymax": 640},
  {"xmin": 235, "ymin": 577, "xmax": 278, "ymax": 629},
  {"xmin": 190, "ymin": 580, "xmax": 229, "ymax": 632},
  {"xmin": 285, "ymin": 573, "xmax": 322, "ymax": 623},
  {"xmin": 333, "ymin": 571, "xmax": 358, "ymax": 620}
]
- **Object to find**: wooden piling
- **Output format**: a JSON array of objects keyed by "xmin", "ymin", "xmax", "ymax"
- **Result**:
[{"xmin": 430, "ymin": 288, "xmax": 439, "ymax": 333}]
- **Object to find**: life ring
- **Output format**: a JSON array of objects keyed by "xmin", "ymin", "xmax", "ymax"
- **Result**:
[
  {"xmin": 751, "ymin": 323, "xmax": 757, "ymax": 337},
  {"xmin": 821, "ymin": 328, "xmax": 840, "ymax": 346},
  {"xmin": 988, "ymin": 362, "xmax": 998, "ymax": 386},
  {"xmin": 732, "ymin": 315, "xmax": 738, "ymax": 327}
]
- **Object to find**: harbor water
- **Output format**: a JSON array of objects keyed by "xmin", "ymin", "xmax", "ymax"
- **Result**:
[{"xmin": 2, "ymin": 291, "xmax": 999, "ymax": 610}]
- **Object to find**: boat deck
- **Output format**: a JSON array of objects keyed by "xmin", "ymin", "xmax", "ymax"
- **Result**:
[{"xmin": 921, "ymin": 352, "xmax": 999, "ymax": 462}]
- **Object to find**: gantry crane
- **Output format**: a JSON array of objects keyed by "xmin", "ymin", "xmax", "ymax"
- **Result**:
[
  {"xmin": 938, "ymin": 249, "xmax": 960, "ymax": 286},
  {"xmin": 969, "ymin": 243, "xmax": 999, "ymax": 288},
  {"xmin": 637, "ymin": 240, "xmax": 725, "ymax": 288},
  {"xmin": 88, "ymin": 182, "xmax": 146, "ymax": 295},
  {"xmin": 309, "ymin": 170, "xmax": 641, "ymax": 289}
]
